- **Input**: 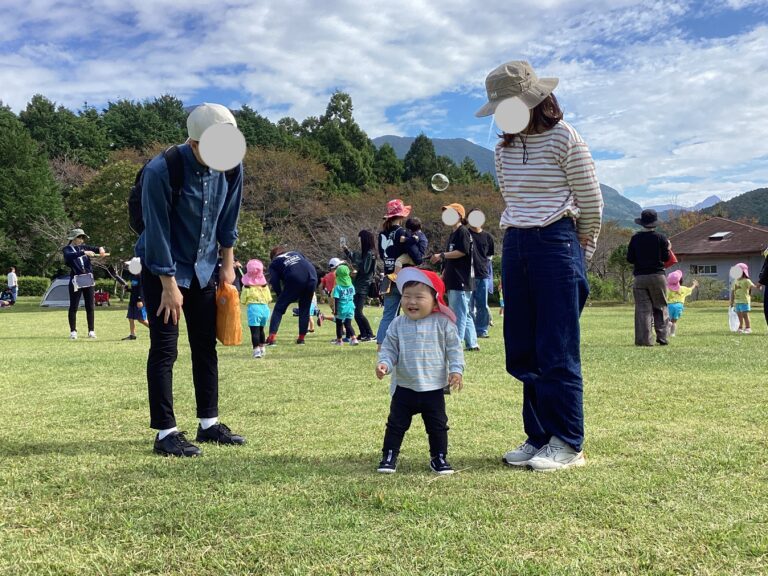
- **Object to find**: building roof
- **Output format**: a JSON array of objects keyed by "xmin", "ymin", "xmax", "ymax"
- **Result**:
[{"xmin": 669, "ymin": 217, "xmax": 768, "ymax": 257}]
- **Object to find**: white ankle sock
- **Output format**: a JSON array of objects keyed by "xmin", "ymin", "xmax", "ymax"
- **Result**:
[
  {"xmin": 199, "ymin": 417, "xmax": 218, "ymax": 430},
  {"xmin": 157, "ymin": 427, "xmax": 178, "ymax": 440}
]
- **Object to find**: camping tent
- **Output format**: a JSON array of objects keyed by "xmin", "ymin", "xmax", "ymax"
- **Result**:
[{"xmin": 40, "ymin": 276, "xmax": 80, "ymax": 307}]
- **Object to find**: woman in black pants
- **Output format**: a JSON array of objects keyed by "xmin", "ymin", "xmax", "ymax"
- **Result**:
[
  {"xmin": 62, "ymin": 228, "xmax": 106, "ymax": 339},
  {"xmin": 344, "ymin": 229, "xmax": 377, "ymax": 341}
]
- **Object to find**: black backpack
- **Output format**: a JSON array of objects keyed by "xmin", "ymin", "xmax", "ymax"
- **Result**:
[
  {"xmin": 128, "ymin": 146, "xmax": 184, "ymax": 236},
  {"xmin": 128, "ymin": 146, "xmax": 242, "ymax": 235}
]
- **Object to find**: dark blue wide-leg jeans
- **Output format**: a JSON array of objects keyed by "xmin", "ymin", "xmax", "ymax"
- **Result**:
[{"xmin": 502, "ymin": 218, "xmax": 589, "ymax": 452}]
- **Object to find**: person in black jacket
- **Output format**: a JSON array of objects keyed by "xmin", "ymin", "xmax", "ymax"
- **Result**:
[
  {"xmin": 62, "ymin": 228, "xmax": 106, "ymax": 339},
  {"xmin": 759, "ymin": 248, "xmax": 768, "ymax": 329},
  {"xmin": 266, "ymin": 247, "xmax": 318, "ymax": 345},
  {"xmin": 343, "ymin": 229, "xmax": 377, "ymax": 341},
  {"xmin": 626, "ymin": 209, "xmax": 671, "ymax": 346}
]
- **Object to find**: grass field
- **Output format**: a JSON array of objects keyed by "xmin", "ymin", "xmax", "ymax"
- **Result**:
[{"xmin": 0, "ymin": 297, "xmax": 766, "ymax": 575}]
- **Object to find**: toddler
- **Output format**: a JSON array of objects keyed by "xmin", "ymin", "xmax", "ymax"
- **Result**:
[
  {"xmin": 375, "ymin": 267, "xmax": 464, "ymax": 474},
  {"xmin": 240, "ymin": 259, "xmax": 272, "ymax": 358}
]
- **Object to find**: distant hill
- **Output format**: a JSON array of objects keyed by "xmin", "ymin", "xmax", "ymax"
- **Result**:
[
  {"xmin": 372, "ymin": 135, "xmax": 496, "ymax": 176},
  {"xmin": 647, "ymin": 195, "xmax": 722, "ymax": 220},
  {"xmin": 702, "ymin": 187, "xmax": 768, "ymax": 225},
  {"xmin": 601, "ymin": 184, "xmax": 643, "ymax": 228}
]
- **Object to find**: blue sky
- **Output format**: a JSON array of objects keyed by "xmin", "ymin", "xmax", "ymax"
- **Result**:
[{"xmin": 2, "ymin": 0, "xmax": 767, "ymax": 207}]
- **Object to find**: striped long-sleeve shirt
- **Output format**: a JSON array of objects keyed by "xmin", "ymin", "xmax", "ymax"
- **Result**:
[
  {"xmin": 378, "ymin": 313, "xmax": 464, "ymax": 396},
  {"xmin": 494, "ymin": 120, "xmax": 603, "ymax": 259}
]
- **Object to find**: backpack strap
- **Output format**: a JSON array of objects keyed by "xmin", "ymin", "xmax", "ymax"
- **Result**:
[{"xmin": 162, "ymin": 145, "xmax": 184, "ymax": 205}]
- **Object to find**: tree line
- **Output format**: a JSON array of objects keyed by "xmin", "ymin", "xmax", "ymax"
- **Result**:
[{"xmin": 0, "ymin": 92, "xmax": 495, "ymax": 278}]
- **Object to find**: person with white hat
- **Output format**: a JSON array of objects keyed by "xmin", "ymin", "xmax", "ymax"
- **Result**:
[
  {"xmin": 122, "ymin": 258, "xmax": 149, "ymax": 341},
  {"xmin": 476, "ymin": 61, "xmax": 602, "ymax": 471},
  {"xmin": 135, "ymin": 103, "xmax": 246, "ymax": 457},
  {"xmin": 63, "ymin": 228, "xmax": 106, "ymax": 340}
]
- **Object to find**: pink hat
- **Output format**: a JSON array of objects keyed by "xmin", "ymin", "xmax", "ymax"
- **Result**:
[
  {"xmin": 395, "ymin": 267, "xmax": 456, "ymax": 323},
  {"xmin": 242, "ymin": 259, "xmax": 267, "ymax": 286},
  {"xmin": 667, "ymin": 270, "xmax": 683, "ymax": 292},
  {"xmin": 737, "ymin": 262, "xmax": 749, "ymax": 276},
  {"xmin": 383, "ymin": 199, "xmax": 411, "ymax": 220}
]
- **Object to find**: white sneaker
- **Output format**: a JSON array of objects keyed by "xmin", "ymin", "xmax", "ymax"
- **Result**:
[
  {"xmin": 526, "ymin": 436, "xmax": 586, "ymax": 472},
  {"xmin": 744, "ymin": 328, "xmax": 752, "ymax": 334},
  {"xmin": 502, "ymin": 441, "xmax": 538, "ymax": 467},
  {"xmin": 88, "ymin": 331, "xmax": 97, "ymax": 339},
  {"xmin": 260, "ymin": 347, "xmax": 266, "ymax": 357},
  {"xmin": 69, "ymin": 331, "xmax": 78, "ymax": 340},
  {"xmin": 252, "ymin": 348, "xmax": 262, "ymax": 358}
]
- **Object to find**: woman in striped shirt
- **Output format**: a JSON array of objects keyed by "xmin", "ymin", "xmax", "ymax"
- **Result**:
[{"xmin": 476, "ymin": 61, "xmax": 603, "ymax": 472}]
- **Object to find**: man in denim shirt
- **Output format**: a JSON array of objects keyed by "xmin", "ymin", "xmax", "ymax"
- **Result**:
[{"xmin": 136, "ymin": 103, "xmax": 246, "ymax": 457}]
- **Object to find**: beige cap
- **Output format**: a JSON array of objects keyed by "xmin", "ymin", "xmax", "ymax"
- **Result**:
[{"xmin": 187, "ymin": 103, "xmax": 237, "ymax": 141}]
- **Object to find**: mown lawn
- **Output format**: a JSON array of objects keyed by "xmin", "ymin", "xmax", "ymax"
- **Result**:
[{"xmin": 0, "ymin": 297, "xmax": 766, "ymax": 575}]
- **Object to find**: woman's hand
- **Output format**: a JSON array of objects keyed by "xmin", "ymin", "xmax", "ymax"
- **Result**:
[{"xmin": 84, "ymin": 250, "xmax": 95, "ymax": 257}]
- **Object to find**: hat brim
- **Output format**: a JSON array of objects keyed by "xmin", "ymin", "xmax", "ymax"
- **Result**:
[
  {"xmin": 475, "ymin": 77, "xmax": 559, "ymax": 117},
  {"xmin": 383, "ymin": 206, "xmax": 412, "ymax": 219},
  {"xmin": 395, "ymin": 267, "xmax": 431, "ymax": 295},
  {"xmin": 634, "ymin": 218, "xmax": 657, "ymax": 228}
]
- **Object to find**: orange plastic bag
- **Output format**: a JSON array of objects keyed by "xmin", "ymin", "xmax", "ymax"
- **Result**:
[{"xmin": 216, "ymin": 283, "xmax": 242, "ymax": 346}]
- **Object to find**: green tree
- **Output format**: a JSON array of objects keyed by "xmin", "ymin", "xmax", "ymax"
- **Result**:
[
  {"xmin": 458, "ymin": 156, "xmax": 481, "ymax": 184},
  {"xmin": 19, "ymin": 95, "xmax": 109, "ymax": 168},
  {"xmin": 309, "ymin": 92, "xmax": 376, "ymax": 191},
  {"xmin": 235, "ymin": 105, "xmax": 290, "ymax": 149},
  {"xmin": 403, "ymin": 133, "xmax": 437, "ymax": 182},
  {"xmin": 608, "ymin": 244, "xmax": 633, "ymax": 302},
  {"xmin": 0, "ymin": 105, "xmax": 66, "ymax": 274},
  {"xmin": 103, "ymin": 95, "xmax": 186, "ymax": 151},
  {"xmin": 67, "ymin": 160, "xmax": 139, "ymax": 264},
  {"xmin": 373, "ymin": 143, "xmax": 403, "ymax": 184},
  {"xmin": 236, "ymin": 209, "xmax": 274, "ymax": 263}
]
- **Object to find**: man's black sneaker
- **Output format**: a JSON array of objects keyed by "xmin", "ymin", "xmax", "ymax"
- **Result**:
[
  {"xmin": 430, "ymin": 453, "xmax": 455, "ymax": 475},
  {"xmin": 296, "ymin": 338, "xmax": 305, "ymax": 345},
  {"xmin": 195, "ymin": 423, "xmax": 246, "ymax": 445},
  {"xmin": 122, "ymin": 334, "xmax": 137, "ymax": 341},
  {"xmin": 153, "ymin": 431, "xmax": 201, "ymax": 457},
  {"xmin": 377, "ymin": 449, "xmax": 398, "ymax": 473},
  {"xmin": 656, "ymin": 339, "xmax": 669, "ymax": 346}
]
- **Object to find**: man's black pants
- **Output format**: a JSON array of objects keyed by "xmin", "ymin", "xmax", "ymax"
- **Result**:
[
  {"xmin": 382, "ymin": 386, "xmax": 449, "ymax": 457},
  {"xmin": 143, "ymin": 272, "xmax": 218, "ymax": 430}
]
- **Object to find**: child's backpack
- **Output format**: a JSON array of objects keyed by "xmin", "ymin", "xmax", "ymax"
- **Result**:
[
  {"xmin": 128, "ymin": 146, "xmax": 184, "ymax": 236},
  {"xmin": 128, "ymin": 146, "xmax": 242, "ymax": 235}
]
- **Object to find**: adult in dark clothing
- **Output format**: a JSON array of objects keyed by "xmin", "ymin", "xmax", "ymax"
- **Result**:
[
  {"xmin": 626, "ymin": 209, "xmax": 671, "ymax": 346},
  {"xmin": 63, "ymin": 228, "xmax": 106, "ymax": 339},
  {"xmin": 343, "ymin": 229, "xmax": 377, "ymax": 341},
  {"xmin": 266, "ymin": 247, "xmax": 318, "ymax": 345},
  {"xmin": 759, "ymin": 249, "xmax": 768, "ymax": 328},
  {"xmin": 430, "ymin": 203, "xmax": 478, "ymax": 351},
  {"xmin": 137, "ymin": 103, "xmax": 246, "ymax": 457},
  {"xmin": 376, "ymin": 199, "xmax": 411, "ymax": 347},
  {"xmin": 468, "ymin": 210, "xmax": 495, "ymax": 338}
]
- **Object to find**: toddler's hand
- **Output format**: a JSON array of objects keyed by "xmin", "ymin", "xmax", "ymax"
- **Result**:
[
  {"xmin": 376, "ymin": 363, "xmax": 389, "ymax": 380},
  {"xmin": 449, "ymin": 372, "xmax": 463, "ymax": 392}
]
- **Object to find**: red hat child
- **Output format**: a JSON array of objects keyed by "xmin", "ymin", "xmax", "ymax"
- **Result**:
[{"xmin": 395, "ymin": 267, "xmax": 456, "ymax": 323}]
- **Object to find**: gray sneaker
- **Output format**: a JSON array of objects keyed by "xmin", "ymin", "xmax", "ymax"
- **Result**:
[
  {"xmin": 502, "ymin": 441, "xmax": 537, "ymax": 467},
  {"xmin": 527, "ymin": 436, "xmax": 585, "ymax": 472}
]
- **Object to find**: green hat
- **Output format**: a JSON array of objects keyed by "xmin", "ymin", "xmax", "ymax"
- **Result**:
[
  {"xmin": 335, "ymin": 264, "xmax": 353, "ymax": 287},
  {"xmin": 67, "ymin": 228, "xmax": 89, "ymax": 241}
]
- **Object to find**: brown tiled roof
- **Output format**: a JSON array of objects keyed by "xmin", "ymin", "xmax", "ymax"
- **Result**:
[{"xmin": 669, "ymin": 217, "xmax": 768, "ymax": 256}]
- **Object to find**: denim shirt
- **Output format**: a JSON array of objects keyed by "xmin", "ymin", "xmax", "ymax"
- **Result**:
[{"xmin": 135, "ymin": 144, "xmax": 242, "ymax": 289}]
